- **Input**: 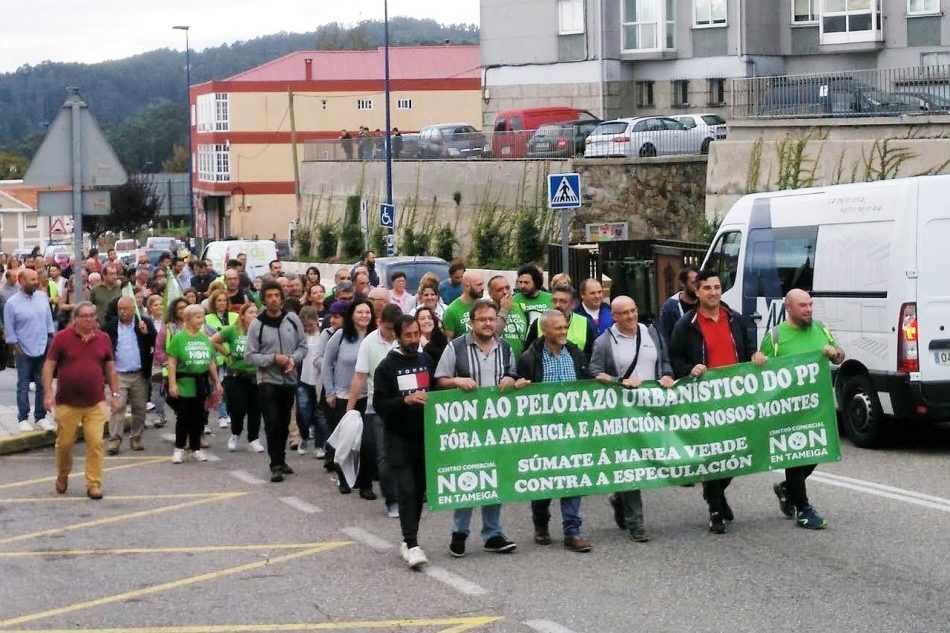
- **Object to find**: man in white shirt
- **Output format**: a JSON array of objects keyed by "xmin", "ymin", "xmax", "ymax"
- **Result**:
[
  {"xmin": 590, "ymin": 295, "xmax": 674, "ymax": 542},
  {"xmin": 575, "ymin": 278, "xmax": 614, "ymax": 336},
  {"xmin": 346, "ymin": 304, "xmax": 402, "ymax": 516}
]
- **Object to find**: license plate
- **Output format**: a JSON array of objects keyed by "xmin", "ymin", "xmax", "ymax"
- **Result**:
[
  {"xmin": 536, "ymin": 141, "xmax": 550, "ymax": 150},
  {"xmin": 933, "ymin": 350, "xmax": 950, "ymax": 365}
]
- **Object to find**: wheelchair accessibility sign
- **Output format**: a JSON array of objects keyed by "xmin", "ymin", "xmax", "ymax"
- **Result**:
[{"xmin": 379, "ymin": 203, "xmax": 395, "ymax": 229}]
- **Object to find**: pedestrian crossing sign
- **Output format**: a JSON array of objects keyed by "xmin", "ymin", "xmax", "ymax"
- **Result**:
[{"xmin": 548, "ymin": 173, "xmax": 581, "ymax": 209}]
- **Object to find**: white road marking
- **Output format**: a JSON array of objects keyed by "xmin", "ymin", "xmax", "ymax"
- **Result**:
[
  {"xmin": 161, "ymin": 433, "xmax": 176, "ymax": 443},
  {"xmin": 422, "ymin": 565, "xmax": 488, "ymax": 596},
  {"xmin": 229, "ymin": 470, "xmax": 266, "ymax": 485},
  {"xmin": 204, "ymin": 452, "xmax": 221, "ymax": 462},
  {"xmin": 279, "ymin": 496, "xmax": 322, "ymax": 513},
  {"xmin": 810, "ymin": 471, "xmax": 950, "ymax": 513},
  {"xmin": 340, "ymin": 526, "xmax": 393, "ymax": 552},
  {"xmin": 525, "ymin": 620, "xmax": 582, "ymax": 633}
]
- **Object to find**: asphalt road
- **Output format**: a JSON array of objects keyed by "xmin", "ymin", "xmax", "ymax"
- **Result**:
[{"xmin": 0, "ymin": 404, "xmax": 949, "ymax": 633}]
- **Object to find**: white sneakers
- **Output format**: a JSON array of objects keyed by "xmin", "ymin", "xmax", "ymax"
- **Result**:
[
  {"xmin": 17, "ymin": 419, "xmax": 54, "ymax": 432},
  {"xmin": 218, "ymin": 416, "xmax": 230, "ymax": 429},
  {"xmin": 314, "ymin": 447, "xmax": 326, "ymax": 459},
  {"xmin": 228, "ymin": 435, "xmax": 239, "ymax": 452},
  {"xmin": 193, "ymin": 450, "xmax": 209, "ymax": 462},
  {"xmin": 387, "ymin": 503, "xmax": 400, "ymax": 519},
  {"xmin": 36, "ymin": 419, "xmax": 56, "ymax": 432},
  {"xmin": 297, "ymin": 440, "xmax": 308, "ymax": 455},
  {"xmin": 172, "ymin": 448, "xmax": 184, "ymax": 464},
  {"xmin": 17, "ymin": 420, "xmax": 35, "ymax": 433},
  {"xmin": 248, "ymin": 439, "xmax": 265, "ymax": 453},
  {"xmin": 400, "ymin": 541, "xmax": 428, "ymax": 568}
]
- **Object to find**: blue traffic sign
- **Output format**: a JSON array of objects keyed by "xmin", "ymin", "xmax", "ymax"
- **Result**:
[
  {"xmin": 548, "ymin": 173, "xmax": 582, "ymax": 209},
  {"xmin": 379, "ymin": 203, "xmax": 396, "ymax": 229}
]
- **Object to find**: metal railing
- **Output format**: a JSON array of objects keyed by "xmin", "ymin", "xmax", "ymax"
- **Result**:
[{"xmin": 732, "ymin": 64, "xmax": 950, "ymax": 119}]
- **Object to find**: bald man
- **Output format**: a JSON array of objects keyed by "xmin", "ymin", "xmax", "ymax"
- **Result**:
[
  {"xmin": 441, "ymin": 271, "xmax": 485, "ymax": 339},
  {"xmin": 760, "ymin": 288, "xmax": 844, "ymax": 530},
  {"xmin": 103, "ymin": 296, "xmax": 156, "ymax": 454}
]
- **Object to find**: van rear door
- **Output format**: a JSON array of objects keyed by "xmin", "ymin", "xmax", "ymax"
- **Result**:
[{"xmin": 915, "ymin": 176, "xmax": 950, "ymax": 381}]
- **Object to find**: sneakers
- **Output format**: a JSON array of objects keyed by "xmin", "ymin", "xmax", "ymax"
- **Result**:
[
  {"xmin": 449, "ymin": 532, "xmax": 467, "ymax": 558},
  {"xmin": 773, "ymin": 482, "xmax": 796, "ymax": 519},
  {"xmin": 314, "ymin": 447, "xmax": 326, "ymax": 459},
  {"xmin": 795, "ymin": 506, "xmax": 828, "ymax": 530},
  {"xmin": 17, "ymin": 420, "xmax": 34, "ymax": 433},
  {"xmin": 297, "ymin": 440, "xmax": 308, "ymax": 455},
  {"xmin": 270, "ymin": 468, "xmax": 284, "ymax": 483},
  {"xmin": 146, "ymin": 402, "xmax": 156, "ymax": 411},
  {"xmin": 406, "ymin": 546, "xmax": 429, "ymax": 569},
  {"xmin": 228, "ymin": 435, "xmax": 239, "ymax": 452},
  {"xmin": 563, "ymin": 536, "xmax": 592, "ymax": 553},
  {"xmin": 218, "ymin": 416, "xmax": 230, "ymax": 429},
  {"xmin": 629, "ymin": 527, "xmax": 650, "ymax": 543},
  {"xmin": 36, "ymin": 418, "xmax": 56, "ymax": 432},
  {"xmin": 709, "ymin": 512, "xmax": 726, "ymax": 534},
  {"xmin": 484, "ymin": 534, "xmax": 517, "ymax": 553},
  {"xmin": 172, "ymin": 448, "xmax": 184, "ymax": 464},
  {"xmin": 359, "ymin": 487, "xmax": 378, "ymax": 501},
  {"xmin": 534, "ymin": 528, "xmax": 553, "ymax": 545},
  {"xmin": 248, "ymin": 439, "xmax": 265, "ymax": 453},
  {"xmin": 720, "ymin": 494, "xmax": 734, "ymax": 522},
  {"xmin": 106, "ymin": 438, "xmax": 121, "ymax": 456},
  {"xmin": 203, "ymin": 425, "xmax": 212, "ymax": 435},
  {"xmin": 400, "ymin": 541, "xmax": 410, "ymax": 562},
  {"xmin": 193, "ymin": 450, "xmax": 209, "ymax": 462},
  {"xmin": 386, "ymin": 502, "xmax": 400, "ymax": 519},
  {"xmin": 153, "ymin": 418, "xmax": 166, "ymax": 429},
  {"xmin": 608, "ymin": 493, "xmax": 625, "ymax": 530}
]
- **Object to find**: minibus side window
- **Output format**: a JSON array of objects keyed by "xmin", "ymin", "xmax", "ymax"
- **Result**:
[
  {"xmin": 743, "ymin": 226, "xmax": 818, "ymax": 299},
  {"xmin": 707, "ymin": 231, "xmax": 742, "ymax": 292}
]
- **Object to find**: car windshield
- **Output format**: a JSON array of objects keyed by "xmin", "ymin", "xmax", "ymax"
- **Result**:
[
  {"xmin": 381, "ymin": 262, "xmax": 449, "ymax": 291},
  {"xmin": 701, "ymin": 114, "xmax": 726, "ymax": 125}
]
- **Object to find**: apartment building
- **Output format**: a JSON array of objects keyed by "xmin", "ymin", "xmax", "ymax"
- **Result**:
[{"xmin": 480, "ymin": 0, "xmax": 950, "ymax": 124}]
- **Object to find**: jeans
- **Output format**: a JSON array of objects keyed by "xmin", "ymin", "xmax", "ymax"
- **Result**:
[
  {"xmin": 368, "ymin": 412, "xmax": 397, "ymax": 504},
  {"xmin": 169, "ymin": 396, "xmax": 205, "ymax": 451},
  {"xmin": 260, "ymin": 383, "xmax": 296, "ymax": 470},
  {"xmin": 386, "ymin": 429, "xmax": 426, "ymax": 549},
  {"xmin": 224, "ymin": 373, "xmax": 261, "ymax": 442},
  {"xmin": 15, "ymin": 353, "xmax": 46, "ymax": 422},
  {"xmin": 453, "ymin": 504, "xmax": 503, "ymax": 542},
  {"xmin": 295, "ymin": 383, "xmax": 328, "ymax": 446},
  {"xmin": 784, "ymin": 464, "xmax": 818, "ymax": 510},
  {"xmin": 620, "ymin": 490, "xmax": 644, "ymax": 530},
  {"xmin": 702, "ymin": 477, "xmax": 733, "ymax": 514},
  {"xmin": 531, "ymin": 497, "xmax": 583, "ymax": 537},
  {"xmin": 55, "ymin": 403, "xmax": 106, "ymax": 488},
  {"xmin": 215, "ymin": 365, "xmax": 228, "ymax": 420}
]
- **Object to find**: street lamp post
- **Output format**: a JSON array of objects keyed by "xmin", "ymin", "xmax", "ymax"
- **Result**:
[
  {"xmin": 383, "ymin": 0, "xmax": 394, "ymax": 255},
  {"xmin": 172, "ymin": 25, "xmax": 196, "ymax": 250}
]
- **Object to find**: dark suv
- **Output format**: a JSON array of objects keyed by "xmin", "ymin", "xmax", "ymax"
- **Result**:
[
  {"xmin": 760, "ymin": 78, "xmax": 908, "ymax": 116},
  {"xmin": 416, "ymin": 124, "xmax": 487, "ymax": 159},
  {"xmin": 526, "ymin": 119, "xmax": 601, "ymax": 158}
]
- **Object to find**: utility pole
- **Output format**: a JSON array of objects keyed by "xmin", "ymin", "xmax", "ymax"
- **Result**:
[{"xmin": 288, "ymin": 87, "xmax": 302, "ymax": 233}]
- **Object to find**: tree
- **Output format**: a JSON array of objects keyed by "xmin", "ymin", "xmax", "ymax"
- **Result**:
[
  {"xmin": 161, "ymin": 144, "xmax": 189, "ymax": 172},
  {"xmin": 86, "ymin": 174, "xmax": 161, "ymax": 239},
  {"xmin": 0, "ymin": 152, "xmax": 29, "ymax": 179}
]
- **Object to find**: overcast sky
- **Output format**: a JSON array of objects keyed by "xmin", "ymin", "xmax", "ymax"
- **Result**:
[{"xmin": 2, "ymin": 0, "xmax": 480, "ymax": 73}]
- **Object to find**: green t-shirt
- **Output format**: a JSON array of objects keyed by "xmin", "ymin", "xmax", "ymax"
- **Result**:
[
  {"xmin": 500, "ymin": 303, "xmax": 528, "ymax": 358},
  {"xmin": 513, "ymin": 290, "xmax": 553, "ymax": 328},
  {"xmin": 760, "ymin": 320, "xmax": 838, "ymax": 358},
  {"xmin": 167, "ymin": 330, "xmax": 214, "ymax": 398},
  {"xmin": 218, "ymin": 325, "xmax": 256, "ymax": 374},
  {"xmin": 442, "ymin": 297, "xmax": 474, "ymax": 339}
]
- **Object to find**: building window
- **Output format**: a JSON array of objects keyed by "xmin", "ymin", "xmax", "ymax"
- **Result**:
[
  {"xmin": 792, "ymin": 0, "xmax": 820, "ymax": 23},
  {"xmin": 622, "ymin": 0, "xmax": 676, "ymax": 51},
  {"xmin": 908, "ymin": 0, "xmax": 940, "ymax": 14},
  {"xmin": 197, "ymin": 144, "xmax": 230, "ymax": 183},
  {"xmin": 820, "ymin": 0, "xmax": 883, "ymax": 45},
  {"xmin": 558, "ymin": 0, "xmax": 585, "ymax": 35},
  {"xmin": 396, "ymin": 98, "xmax": 413, "ymax": 110},
  {"xmin": 196, "ymin": 93, "xmax": 229, "ymax": 132},
  {"xmin": 672, "ymin": 80, "xmax": 689, "ymax": 107},
  {"xmin": 694, "ymin": 0, "xmax": 727, "ymax": 27},
  {"xmin": 637, "ymin": 81, "xmax": 655, "ymax": 107},
  {"xmin": 922, "ymin": 51, "xmax": 950, "ymax": 65},
  {"xmin": 357, "ymin": 99, "xmax": 373, "ymax": 111},
  {"xmin": 708, "ymin": 78, "xmax": 726, "ymax": 106}
]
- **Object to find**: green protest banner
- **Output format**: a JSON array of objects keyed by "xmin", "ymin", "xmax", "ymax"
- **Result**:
[{"xmin": 424, "ymin": 351, "xmax": 841, "ymax": 511}]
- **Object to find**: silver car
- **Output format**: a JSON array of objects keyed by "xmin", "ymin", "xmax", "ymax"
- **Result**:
[
  {"xmin": 672, "ymin": 113, "xmax": 727, "ymax": 145},
  {"xmin": 584, "ymin": 116, "xmax": 715, "ymax": 158}
]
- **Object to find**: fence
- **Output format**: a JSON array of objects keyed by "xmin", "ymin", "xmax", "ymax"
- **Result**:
[{"xmin": 732, "ymin": 64, "xmax": 950, "ymax": 119}]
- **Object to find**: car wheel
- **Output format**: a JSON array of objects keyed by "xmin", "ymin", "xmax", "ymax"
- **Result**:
[
  {"xmin": 841, "ymin": 374, "xmax": 885, "ymax": 448},
  {"xmin": 639, "ymin": 143, "xmax": 657, "ymax": 158},
  {"xmin": 701, "ymin": 138, "xmax": 712, "ymax": 155}
]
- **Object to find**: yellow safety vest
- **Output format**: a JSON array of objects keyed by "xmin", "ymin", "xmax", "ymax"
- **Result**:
[{"xmin": 536, "ymin": 312, "xmax": 588, "ymax": 350}]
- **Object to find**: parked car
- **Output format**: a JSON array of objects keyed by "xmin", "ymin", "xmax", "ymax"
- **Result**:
[
  {"xmin": 584, "ymin": 116, "xmax": 714, "ymax": 158},
  {"xmin": 759, "ymin": 78, "xmax": 908, "ymax": 116},
  {"xmin": 373, "ymin": 256, "xmax": 449, "ymax": 292},
  {"xmin": 416, "ymin": 124, "xmax": 487, "ymax": 159},
  {"xmin": 526, "ymin": 119, "xmax": 601, "ymax": 158},
  {"xmin": 672, "ymin": 113, "xmax": 727, "ymax": 143},
  {"xmin": 492, "ymin": 106, "xmax": 598, "ymax": 158},
  {"xmin": 892, "ymin": 90, "xmax": 950, "ymax": 113},
  {"xmin": 146, "ymin": 236, "xmax": 181, "ymax": 253}
]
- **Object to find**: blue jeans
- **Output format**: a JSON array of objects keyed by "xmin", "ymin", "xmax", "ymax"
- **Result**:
[
  {"xmin": 295, "ymin": 383, "xmax": 328, "ymax": 446},
  {"xmin": 531, "ymin": 497, "xmax": 583, "ymax": 537},
  {"xmin": 453, "ymin": 504, "xmax": 503, "ymax": 542},
  {"xmin": 15, "ymin": 354, "xmax": 46, "ymax": 422},
  {"xmin": 215, "ymin": 365, "xmax": 228, "ymax": 420},
  {"xmin": 368, "ymin": 412, "xmax": 397, "ymax": 505}
]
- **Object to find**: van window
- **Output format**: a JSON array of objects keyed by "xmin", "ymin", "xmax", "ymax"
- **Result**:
[
  {"xmin": 494, "ymin": 118, "xmax": 507, "ymax": 133},
  {"xmin": 706, "ymin": 230, "xmax": 742, "ymax": 292},
  {"xmin": 743, "ymin": 226, "xmax": 818, "ymax": 300},
  {"xmin": 510, "ymin": 116, "xmax": 523, "ymax": 132}
]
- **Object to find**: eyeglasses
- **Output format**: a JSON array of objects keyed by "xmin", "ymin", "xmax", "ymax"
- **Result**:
[{"xmin": 473, "ymin": 316, "xmax": 497, "ymax": 323}]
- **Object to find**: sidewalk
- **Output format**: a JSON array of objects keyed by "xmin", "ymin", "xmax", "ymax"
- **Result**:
[{"xmin": 0, "ymin": 370, "xmax": 56, "ymax": 455}]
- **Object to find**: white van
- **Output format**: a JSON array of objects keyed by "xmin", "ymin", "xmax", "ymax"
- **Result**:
[
  {"xmin": 200, "ymin": 239, "xmax": 277, "ymax": 281},
  {"xmin": 702, "ymin": 175, "xmax": 950, "ymax": 447}
]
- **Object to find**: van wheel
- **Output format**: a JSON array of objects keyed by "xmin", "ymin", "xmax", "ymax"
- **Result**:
[
  {"xmin": 842, "ymin": 374, "xmax": 885, "ymax": 448},
  {"xmin": 701, "ymin": 138, "xmax": 712, "ymax": 154},
  {"xmin": 639, "ymin": 144, "xmax": 657, "ymax": 157}
]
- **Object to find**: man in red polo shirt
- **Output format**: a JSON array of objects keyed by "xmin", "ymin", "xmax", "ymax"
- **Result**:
[
  {"xmin": 669, "ymin": 270, "xmax": 765, "ymax": 534},
  {"xmin": 42, "ymin": 301, "xmax": 120, "ymax": 500}
]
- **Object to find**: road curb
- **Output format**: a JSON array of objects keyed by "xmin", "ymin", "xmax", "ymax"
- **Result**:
[{"xmin": 0, "ymin": 416, "xmax": 135, "ymax": 456}]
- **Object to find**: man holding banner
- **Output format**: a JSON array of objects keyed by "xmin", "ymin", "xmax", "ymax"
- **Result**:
[
  {"xmin": 761, "ymin": 289, "xmax": 844, "ymax": 530},
  {"xmin": 669, "ymin": 270, "xmax": 765, "ymax": 534},
  {"xmin": 435, "ymin": 298, "xmax": 526, "ymax": 558},
  {"xmin": 591, "ymin": 295, "xmax": 674, "ymax": 542},
  {"xmin": 518, "ymin": 309, "xmax": 594, "ymax": 553}
]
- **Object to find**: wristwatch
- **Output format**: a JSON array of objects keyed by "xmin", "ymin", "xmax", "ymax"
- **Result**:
[{"xmin": 111, "ymin": 392, "xmax": 121, "ymax": 398}]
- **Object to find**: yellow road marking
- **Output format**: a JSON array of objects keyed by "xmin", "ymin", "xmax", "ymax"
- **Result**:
[
  {"xmin": 2, "ymin": 455, "xmax": 160, "ymax": 461},
  {"xmin": 0, "ymin": 542, "xmax": 340, "ymax": 558},
  {"xmin": 0, "ymin": 492, "xmax": 245, "ymax": 546},
  {"xmin": 0, "ymin": 492, "xmax": 232, "ymax": 503},
  {"xmin": 0, "ymin": 542, "xmax": 350, "ymax": 628},
  {"xmin": 0, "ymin": 456, "xmax": 166, "ymax": 490},
  {"xmin": 0, "ymin": 615, "xmax": 501, "ymax": 633}
]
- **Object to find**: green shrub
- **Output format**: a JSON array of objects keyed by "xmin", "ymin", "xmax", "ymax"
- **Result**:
[
  {"xmin": 315, "ymin": 223, "xmax": 339, "ymax": 260},
  {"xmin": 514, "ymin": 209, "xmax": 544, "ymax": 265},
  {"xmin": 340, "ymin": 195, "xmax": 364, "ymax": 259},
  {"xmin": 402, "ymin": 225, "xmax": 430, "ymax": 256},
  {"xmin": 295, "ymin": 226, "xmax": 312, "ymax": 258},
  {"xmin": 432, "ymin": 225, "xmax": 456, "ymax": 261}
]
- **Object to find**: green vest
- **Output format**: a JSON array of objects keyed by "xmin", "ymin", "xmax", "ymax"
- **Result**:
[
  {"xmin": 537, "ymin": 312, "xmax": 588, "ymax": 350},
  {"xmin": 205, "ymin": 312, "xmax": 238, "ymax": 365}
]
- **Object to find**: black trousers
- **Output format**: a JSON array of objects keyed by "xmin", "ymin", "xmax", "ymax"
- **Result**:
[
  {"xmin": 259, "ymin": 383, "xmax": 296, "ymax": 470},
  {"xmin": 170, "ymin": 396, "xmax": 205, "ymax": 451},
  {"xmin": 386, "ymin": 429, "xmax": 426, "ymax": 549},
  {"xmin": 702, "ymin": 477, "xmax": 733, "ymax": 514},
  {"xmin": 224, "ymin": 374, "xmax": 261, "ymax": 442},
  {"xmin": 784, "ymin": 464, "xmax": 818, "ymax": 509}
]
